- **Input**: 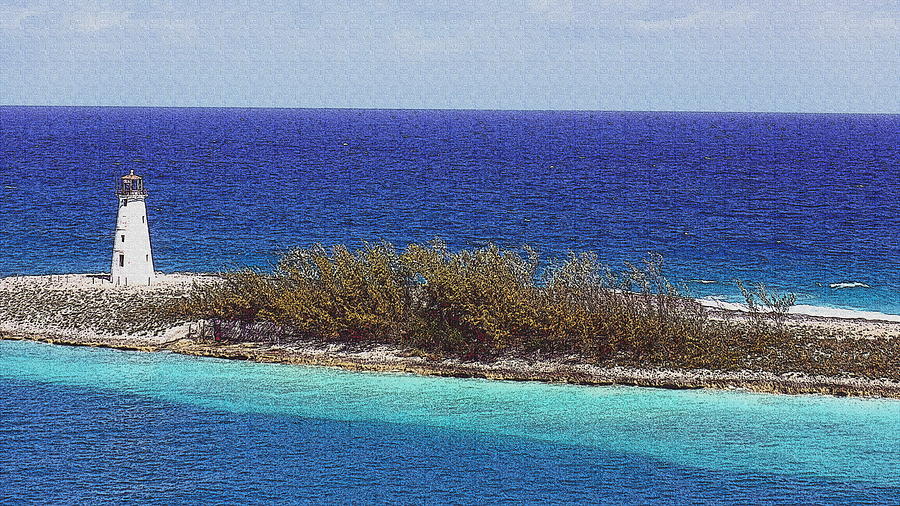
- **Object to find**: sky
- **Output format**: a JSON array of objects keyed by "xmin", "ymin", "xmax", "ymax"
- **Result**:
[{"xmin": 1, "ymin": 0, "xmax": 898, "ymax": 112}]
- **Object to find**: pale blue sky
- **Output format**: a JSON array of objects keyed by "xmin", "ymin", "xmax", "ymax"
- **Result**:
[{"xmin": 2, "ymin": 0, "xmax": 898, "ymax": 112}]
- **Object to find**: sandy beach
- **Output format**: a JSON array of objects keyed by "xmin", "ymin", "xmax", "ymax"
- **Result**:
[{"xmin": 2, "ymin": 273, "xmax": 899, "ymax": 398}]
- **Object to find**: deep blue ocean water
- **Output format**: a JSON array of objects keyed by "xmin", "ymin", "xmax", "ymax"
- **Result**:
[
  {"xmin": 2, "ymin": 340, "xmax": 899, "ymax": 504},
  {"xmin": 1, "ymin": 107, "xmax": 898, "ymax": 313}
]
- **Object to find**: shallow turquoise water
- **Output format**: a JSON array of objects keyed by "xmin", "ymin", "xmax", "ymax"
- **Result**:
[{"xmin": 2, "ymin": 339, "xmax": 898, "ymax": 503}]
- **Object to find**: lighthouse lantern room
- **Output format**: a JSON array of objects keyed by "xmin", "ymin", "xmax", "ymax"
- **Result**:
[{"xmin": 111, "ymin": 170, "xmax": 155, "ymax": 286}]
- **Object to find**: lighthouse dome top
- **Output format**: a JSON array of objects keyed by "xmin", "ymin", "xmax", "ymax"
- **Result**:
[{"xmin": 115, "ymin": 169, "xmax": 148, "ymax": 196}]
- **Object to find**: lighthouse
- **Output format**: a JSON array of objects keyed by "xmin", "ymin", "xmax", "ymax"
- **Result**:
[{"xmin": 111, "ymin": 170, "xmax": 155, "ymax": 286}]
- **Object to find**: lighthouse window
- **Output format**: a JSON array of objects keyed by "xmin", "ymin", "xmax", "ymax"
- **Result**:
[
  {"xmin": 142, "ymin": 216, "xmax": 145, "ymax": 223},
  {"xmin": 119, "ymin": 254, "xmax": 125, "ymax": 267},
  {"xmin": 121, "ymin": 235, "xmax": 125, "ymax": 243}
]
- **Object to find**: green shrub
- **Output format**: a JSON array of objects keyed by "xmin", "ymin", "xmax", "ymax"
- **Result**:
[{"xmin": 172, "ymin": 241, "xmax": 801, "ymax": 368}]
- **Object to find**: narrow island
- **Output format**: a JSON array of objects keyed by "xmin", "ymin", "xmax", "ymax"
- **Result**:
[{"xmin": 2, "ymin": 241, "xmax": 898, "ymax": 398}]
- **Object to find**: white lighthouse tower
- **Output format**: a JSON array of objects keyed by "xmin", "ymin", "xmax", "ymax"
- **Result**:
[{"xmin": 111, "ymin": 170, "xmax": 156, "ymax": 286}]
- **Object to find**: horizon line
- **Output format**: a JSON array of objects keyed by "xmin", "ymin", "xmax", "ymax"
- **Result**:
[{"xmin": 1, "ymin": 104, "xmax": 898, "ymax": 116}]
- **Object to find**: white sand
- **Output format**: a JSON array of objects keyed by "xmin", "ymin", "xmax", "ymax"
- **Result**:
[{"xmin": 699, "ymin": 297, "xmax": 900, "ymax": 323}]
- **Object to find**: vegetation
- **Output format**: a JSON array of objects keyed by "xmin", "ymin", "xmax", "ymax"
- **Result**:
[
  {"xmin": 170, "ymin": 240, "xmax": 811, "ymax": 371},
  {"xmin": 736, "ymin": 280, "xmax": 797, "ymax": 333}
]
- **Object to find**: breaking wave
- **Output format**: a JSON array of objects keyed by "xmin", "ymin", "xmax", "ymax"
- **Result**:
[{"xmin": 829, "ymin": 282, "xmax": 871, "ymax": 289}]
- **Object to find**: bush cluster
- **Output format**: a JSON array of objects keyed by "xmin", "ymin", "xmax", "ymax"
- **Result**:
[{"xmin": 171, "ymin": 241, "xmax": 802, "ymax": 369}]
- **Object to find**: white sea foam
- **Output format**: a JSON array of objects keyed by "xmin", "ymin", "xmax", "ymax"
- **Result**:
[
  {"xmin": 829, "ymin": 282, "xmax": 871, "ymax": 289},
  {"xmin": 698, "ymin": 298, "xmax": 900, "ymax": 323},
  {"xmin": 690, "ymin": 279, "xmax": 717, "ymax": 284}
]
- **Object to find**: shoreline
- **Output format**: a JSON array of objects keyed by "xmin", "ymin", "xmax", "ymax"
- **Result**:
[
  {"xmin": 2, "ymin": 273, "xmax": 899, "ymax": 399},
  {"xmin": 4, "ymin": 330, "xmax": 900, "ymax": 399}
]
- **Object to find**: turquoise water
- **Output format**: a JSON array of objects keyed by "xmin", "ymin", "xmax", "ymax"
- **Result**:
[{"xmin": 1, "ymin": 340, "xmax": 898, "ymax": 503}]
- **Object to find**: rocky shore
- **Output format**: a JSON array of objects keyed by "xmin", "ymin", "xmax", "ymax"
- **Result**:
[{"xmin": 2, "ymin": 274, "xmax": 899, "ymax": 399}]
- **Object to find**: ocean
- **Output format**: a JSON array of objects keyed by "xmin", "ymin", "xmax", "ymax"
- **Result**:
[
  {"xmin": 2, "ymin": 339, "xmax": 899, "ymax": 504},
  {"xmin": 0, "ymin": 106, "xmax": 898, "ymax": 314},
  {"xmin": 2, "ymin": 107, "xmax": 899, "ymax": 503}
]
